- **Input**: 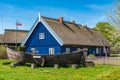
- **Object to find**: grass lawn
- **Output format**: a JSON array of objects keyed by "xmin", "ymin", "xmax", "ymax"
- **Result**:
[{"xmin": 0, "ymin": 59, "xmax": 120, "ymax": 80}]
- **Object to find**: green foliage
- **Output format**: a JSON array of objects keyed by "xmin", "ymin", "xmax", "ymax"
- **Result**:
[
  {"xmin": 0, "ymin": 45, "xmax": 7, "ymax": 59},
  {"xmin": 106, "ymin": 0, "xmax": 120, "ymax": 51},
  {"xmin": 93, "ymin": 22, "xmax": 114, "ymax": 42},
  {"xmin": 110, "ymin": 54, "xmax": 120, "ymax": 57},
  {"xmin": 9, "ymin": 46, "xmax": 26, "ymax": 52},
  {"xmin": 93, "ymin": 22, "xmax": 120, "ymax": 51},
  {"xmin": 0, "ymin": 60, "xmax": 120, "ymax": 80},
  {"xmin": 17, "ymin": 46, "xmax": 26, "ymax": 52},
  {"xmin": 9, "ymin": 46, "xmax": 16, "ymax": 50},
  {"xmin": 88, "ymin": 54, "xmax": 95, "ymax": 58}
]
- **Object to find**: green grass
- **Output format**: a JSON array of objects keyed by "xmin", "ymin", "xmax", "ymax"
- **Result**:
[{"xmin": 0, "ymin": 59, "xmax": 120, "ymax": 80}]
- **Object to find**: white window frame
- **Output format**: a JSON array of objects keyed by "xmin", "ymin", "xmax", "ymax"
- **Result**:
[
  {"xmin": 39, "ymin": 33, "xmax": 45, "ymax": 39},
  {"xmin": 96, "ymin": 48, "xmax": 99, "ymax": 54},
  {"xmin": 49, "ymin": 48, "xmax": 55, "ymax": 55},
  {"xmin": 31, "ymin": 48, "xmax": 37, "ymax": 54},
  {"xmin": 66, "ymin": 48, "xmax": 70, "ymax": 53},
  {"xmin": 77, "ymin": 48, "xmax": 81, "ymax": 51}
]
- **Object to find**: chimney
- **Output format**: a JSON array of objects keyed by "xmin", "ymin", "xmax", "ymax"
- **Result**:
[
  {"xmin": 83, "ymin": 25, "xmax": 87, "ymax": 27},
  {"xmin": 83, "ymin": 25, "xmax": 89, "ymax": 29},
  {"xmin": 58, "ymin": 17, "xmax": 63, "ymax": 23},
  {"xmin": 72, "ymin": 20, "xmax": 75, "ymax": 24}
]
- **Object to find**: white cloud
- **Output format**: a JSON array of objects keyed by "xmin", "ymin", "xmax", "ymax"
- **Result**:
[
  {"xmin": 0, "ymin": 3, "xmax": 111, "ymax": 33},
  {"xmin": 86, "ymin": 4, "xmax": 111, "ymax": 10},
  {"xmin": 95, "ymin": 15, "xmax": 107, "ymax": 21},
  {"xmin": 0, "ymin": 3, "xmax": 39, "ymax": 34},
  {"xmin": 86, "ymin": 15, "xmax": 107, "ymax": 27}
]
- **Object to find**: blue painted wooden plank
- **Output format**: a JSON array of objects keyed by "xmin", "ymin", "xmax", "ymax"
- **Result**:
[{"xmin": 25, "ymin": 22, "xmax": 61, "ymax": 54}]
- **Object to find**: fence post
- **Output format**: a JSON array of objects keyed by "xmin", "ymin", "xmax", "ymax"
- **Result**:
[{"xmin": 83, "ymin": 48, "xmax": 88, "ymax": 62}]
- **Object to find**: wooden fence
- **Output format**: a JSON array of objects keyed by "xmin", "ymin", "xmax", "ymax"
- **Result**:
[{"xmin": 87, "ymin": 57, "xmax": 120, "ymax": 66}]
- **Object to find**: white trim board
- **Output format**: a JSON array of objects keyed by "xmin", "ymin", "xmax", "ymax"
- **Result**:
[{"xmin": 21, "ymin": 16, "xmax": 64, "ymax": 46}]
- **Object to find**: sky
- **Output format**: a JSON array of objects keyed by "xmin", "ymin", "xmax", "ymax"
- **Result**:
[{"xmin": 0, "ymin": 0, "xmax": 114, "ymax": 34}]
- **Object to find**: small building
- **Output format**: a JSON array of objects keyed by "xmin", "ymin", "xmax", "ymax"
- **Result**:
[
  {"xmin": 21, "ymin": 15, "xmax": 112, "ymax": 56},
  {"xmin": 0, "ymin": 29, "xmax": 28, "ymax": 46},
  {"xmin": 0, "ymin": 34, "xmax": 4, "ymax": 45}
]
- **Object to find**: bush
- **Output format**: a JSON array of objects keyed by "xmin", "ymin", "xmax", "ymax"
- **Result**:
[
  {"xmin": 8, "ymin": 46, "xmax": 26, "ymax": 52},
  {"xmin": 88, "ymin": 54, "xmax": 95, "ymax": 58},
  {"xmin": 9, "ymin": 46, "xmax": 16, "ymax": 50},
  {"xmin": 0, "ymin": 45, "xmax": 7, "ymax": 59},
  {"xmin": 110, "ymin": 54, "xmax": 120, "ymax": 57},
  {"xmin": 17, "ymin": 46, "xmax": 26, "ymax": 52}
]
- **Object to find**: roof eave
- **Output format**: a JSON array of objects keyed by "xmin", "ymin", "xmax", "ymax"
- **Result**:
[
  {"xmin": 21, "ymin": 15, "xmax": 64, "ymax": 46},
  {"xmin": 63, "ymin": 44, "xmax": 112, "ymax": 47}
]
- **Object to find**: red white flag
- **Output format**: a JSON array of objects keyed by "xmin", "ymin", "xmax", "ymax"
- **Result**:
[{"xmin": 16, "ymin": 22, "xmax": 22, "ymax": 26}]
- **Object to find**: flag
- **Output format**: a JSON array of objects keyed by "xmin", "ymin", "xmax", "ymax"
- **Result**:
[{"xmin": 16, "ymin": 22, "xmax": 22, "ymax": 26}]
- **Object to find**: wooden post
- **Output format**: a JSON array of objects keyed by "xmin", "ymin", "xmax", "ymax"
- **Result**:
[
  {"xmin": 71, "ymin": 64, "xmax": 79, "ymax": 69},
  {"xmin": 83, "ymin": 48, "xmax": 88, "ymax": 62},
  {"xmin": 54, "ymin": 64, "xmax": 59, "ymax": 69},
  {"xmin": 31, "ymin": 63, "xmax": 36, "ymax": 69},
  {"xmin": 85, "ymin": 61, "xmax": 94, "ymax": 67},
  {"xmin": 10, "ymin": 63, "xmax": 16, "ymax": 67}
]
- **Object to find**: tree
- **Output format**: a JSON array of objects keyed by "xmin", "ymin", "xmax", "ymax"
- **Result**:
[
  {"xmin": 107, "ymin": 0, "xmax": 120, "ymax": 52},
  {"xmin": 93, "ymin": 22, "xmax": 120, "ymax": 52},
  {"xmin": 107, "ymin": 0, "xmax": 120, "ymax": 28},
  {"xmin": 93, "ymin": 22, "xmax": 114, "ymax": 42}
]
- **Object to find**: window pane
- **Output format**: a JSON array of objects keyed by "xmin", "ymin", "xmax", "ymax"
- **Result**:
[
  {"xmin": 39, "ymin": 33, "xmax": 45, "ymax": 39},
  {"xmin": 66, "ymin": 48, "xmax": 70, "ymax": 53},
  {"xmin": 49, "ymin": 48, "xmax": 55, "ymax": 55}
]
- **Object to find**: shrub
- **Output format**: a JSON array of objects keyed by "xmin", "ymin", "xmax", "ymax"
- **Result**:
[
  {"xmin": 88, "ymin": 53, "xmax": 95, "ymax": 58},
  {"xmin": 9, "ymin": 46, "xmax": 16, "ymax": 50},
  {"xmin": 8, "ymin": 46, "xmax": 26, "ymax": 52},
  {"xmin": 110, "ymin": 54, "xmax": 120, "ymax": 57},
  {"xmin": 0, "ymin": 45, "xmax": 7, "ymax": 59},
  {"xmin": 17, "ymin": 46, "xmax": 26, "ymax": 52}
]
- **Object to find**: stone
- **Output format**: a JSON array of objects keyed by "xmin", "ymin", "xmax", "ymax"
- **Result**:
[
  {"xmin": 31, "ymin": 63, "xmax": 36, "ymax": 69},
  {"xmin": 71, "ymin": 64, "xmax": 79, "ymax": 69},
  {"xmin": 54, "ymin": 64, "xmax": 59, "ymax": 69},
  {"xmin": 85, "ymin": 61, "xmax": 94, "ymax": 67}
]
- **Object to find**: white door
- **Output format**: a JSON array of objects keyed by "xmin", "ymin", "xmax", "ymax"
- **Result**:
[{"xmin": 49, "ymin": 48, "xmax": 55, "ymax": 55}]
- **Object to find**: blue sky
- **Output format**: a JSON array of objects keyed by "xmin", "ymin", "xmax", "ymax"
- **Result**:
[{"xmin": 0, "ymin": 0, "xmax": 113, "ymax": 34}]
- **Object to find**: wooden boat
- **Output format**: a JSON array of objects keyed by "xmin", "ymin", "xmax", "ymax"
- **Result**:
[
  {"xmin": 6, "ymin": 47, "xmax": 24, "ymax": 62},
  {"xmin": 24, "ymin": 51, "xmax": 85, "ymax": 66},
  {"xmin": 6, "ymin": 47, "xmax": 86, "ymax": 66}
]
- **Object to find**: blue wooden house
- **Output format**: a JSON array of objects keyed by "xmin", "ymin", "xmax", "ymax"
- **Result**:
[{"xmin": 21, "ymin": 14, "xmax": 112, "ymax": 56}]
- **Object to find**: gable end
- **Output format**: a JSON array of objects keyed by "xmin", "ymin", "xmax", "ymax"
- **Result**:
[{"xmin": 21, "ymin": 16, "xmax": 64, "ymax": 46}]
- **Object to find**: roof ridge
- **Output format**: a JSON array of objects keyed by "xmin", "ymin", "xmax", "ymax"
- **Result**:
[
  {"xmin": 42, "ymin": 16, "xmax": 82, "ymax": 26},
  {"xmin": 5, "ymin": 29, "xmax": 29, "ymax": 32}
]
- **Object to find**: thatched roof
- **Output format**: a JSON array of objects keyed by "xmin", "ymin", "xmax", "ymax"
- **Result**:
[
  {"xmin": 0, "ymin": 34, "xmax": 4, "ymax": 43},
  {"xmin": 43, "ymin": 17, "xmax": 112, "ymax": 47},
  {"xmin": 21, "ymin": 16, "xmax": 112, "ymax": 47},
  {"xmin": 3, "ymin": 29, "xmax": 28, "ymax": 44}
]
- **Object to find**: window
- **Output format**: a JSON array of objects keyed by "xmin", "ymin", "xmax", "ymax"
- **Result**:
[
  {"xmin": 31, "ymin": 48, "xmax": 37, "ymax": 54},
  {"xmin": 77, "ymin": 48, "xmax": 81, "ymax": 51},
  {"xmin": 66, "ymin": 48, "xmax": 70, "ymax": 53},
  {"xmin": 39, "ymin": 33, "xmax": 45, "ymax": 39},
  {"xmin": 96, "ymin": 48, "xmax": 99, "ymax": 54},
  {"xmin": 49, "ymin": 48, "xmax": 55, "ymax": 55}
]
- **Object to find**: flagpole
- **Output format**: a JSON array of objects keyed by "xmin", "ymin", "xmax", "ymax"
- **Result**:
[{"xmin": 16, "ymin": 20, "xmax": 18, "ymax": 50}]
